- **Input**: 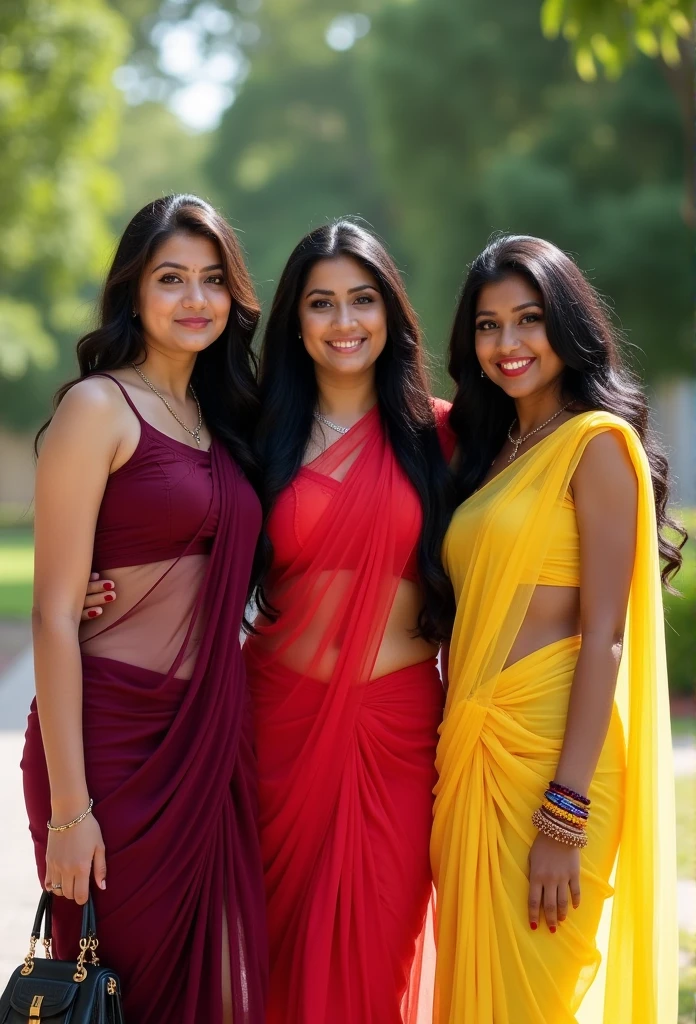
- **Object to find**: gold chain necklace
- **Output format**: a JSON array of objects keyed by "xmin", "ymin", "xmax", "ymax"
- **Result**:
[
  {"xmin": 131, "ymin": 363, "xmax": 203, "ymax": 447},
  {"xmin": 507, "ymin": 404, "xmax": 570, "ymax": 463}
]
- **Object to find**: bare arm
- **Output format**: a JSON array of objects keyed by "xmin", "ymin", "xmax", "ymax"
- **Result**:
[
  {"xmin": 33, "ymin": 379, "xmax": 124, "ymax": 901},
  {"xmin": 528, "ymin": 430, "xmax": 638, "ymax": 933}
]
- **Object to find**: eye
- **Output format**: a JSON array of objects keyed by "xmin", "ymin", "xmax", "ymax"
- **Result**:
[
  {"xmin": 206, "ymin": 275, "xmax": 225, "ymax": 286},
  {"xmin": 310, "ymin": 299, "xmax": 332, "ymax": 309},
  {"xmin": 160, "ymin": 274, "xmax": 182, "ymax": 284},
  {"xmin": 521, "ymin": 313, "xmax": 542, "ymax": 324},
  {"xmin": 354, "ymin": 294, "xmax": 374, "ymax": 304},
  {"xmin": 476, "ymin": 319, "xmax": 497, "ymax": 331}
]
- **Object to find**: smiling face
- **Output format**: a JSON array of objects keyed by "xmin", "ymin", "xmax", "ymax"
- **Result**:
[
  {"xmin": 298, "ymin": 255, "xmax": 388, "ymax": 380},
  {"xmin": 474, "ymin": 273, "xmax": 565, "ymax": 400},
  {"xmin": 137, "ymin": 232, "xmax": 232, "ymax": 358}
]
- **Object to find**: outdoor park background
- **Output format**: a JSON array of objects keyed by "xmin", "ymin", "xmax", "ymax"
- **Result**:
[{"xmin": 0, "ymin": 0, "xmax": 693, "ymax": 1017}]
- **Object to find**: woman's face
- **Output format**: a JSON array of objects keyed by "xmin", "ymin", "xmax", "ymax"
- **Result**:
[
  {"xmin": 298, "ymin": 255, "xmax": 388, "ymax": 379},
  {"xmin": 137, "ymin": 232, "xmax": 232, "ymax": 358},
  {"xmin": 474, "ymin": 273, "xmax": 565, "ymax": 400}
]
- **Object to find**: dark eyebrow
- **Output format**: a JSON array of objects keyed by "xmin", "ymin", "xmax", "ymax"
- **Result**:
[
  {"xmin": 476, "ymin": 300, "xmax": 542, "ymax": 317},
  {"xmin": 305, "ymin": 284, "xmax": 379, "ymax": 298},
  {"xmin": 151, "ymin": 262, "xmax": 224, "ymax": 274}
]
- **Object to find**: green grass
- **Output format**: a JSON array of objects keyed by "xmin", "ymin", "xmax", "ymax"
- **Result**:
[{"xmin": 0, "ymin": 527, "xmax": 34, "ymax": 618}]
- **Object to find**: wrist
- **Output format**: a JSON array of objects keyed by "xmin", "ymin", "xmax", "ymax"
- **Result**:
[{"xmin": 50, "ymin": 791, "xmax": 90, "ymax": 823}]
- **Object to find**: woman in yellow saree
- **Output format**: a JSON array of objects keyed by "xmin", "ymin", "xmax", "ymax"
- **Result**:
[{"xmin": 432, "ymin": 236, "xmax": 684, "ymax": 1023}]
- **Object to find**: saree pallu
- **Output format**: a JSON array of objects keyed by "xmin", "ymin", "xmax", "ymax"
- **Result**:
[
  {"xmin": 244, "ymin": 406, "xmax": 445, "ymax": 1024},
  {"xmin": 23, "ymin": 422, "xmax": 267, "ymax": 1024},
  {"xmin": 432, "ymin": 412, "xmax": 677, "ymax": 1024}
]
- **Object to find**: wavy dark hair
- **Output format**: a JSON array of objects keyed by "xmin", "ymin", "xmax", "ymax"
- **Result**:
[
  {"xmin": 36, "ymin": 194, "xmax": 266, "ymax": 619},
  {"xmin": 257, "ymin": 218, "xmax": 453, "ymax": 642},
  {"xmin": 448, "ymin": 234, "xmax": 686, "ymax": 589}
]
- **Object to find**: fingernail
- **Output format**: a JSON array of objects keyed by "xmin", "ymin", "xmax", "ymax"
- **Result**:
[
  {"xmin": 530, "ymin": 922, "xmax": 537, "ymax": 930},
  {"xmin": 104, "ymin": 593, "xmax": 115, "ymax": 602},
  {"xmin": 549, "ymin": 926, "xmax": 556, "ymax": 933},
  {"xmin": 103, "ymin": 582, "xmax": 114, "ymax": 591},
  {"xmin": 100, "ymin": 880, "xmax": 106, "ymax": 890},
  {"xmin": 88, "ymin": 609, "xmax": 100, "ymax": 618}
]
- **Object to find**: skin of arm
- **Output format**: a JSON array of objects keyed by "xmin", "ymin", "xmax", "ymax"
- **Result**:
[
  {"xmin": 527, "ymin": 429, "xmax": 638, "ymax": 932},
  {"xmin": 33, "ymin": 379, "xmax": 126, "ymax": 903}
]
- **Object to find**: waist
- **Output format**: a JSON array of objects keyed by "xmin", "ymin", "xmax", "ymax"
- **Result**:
[{"xmin": 92, "ymin": 537, "xmax": 211, "ymax": 570}]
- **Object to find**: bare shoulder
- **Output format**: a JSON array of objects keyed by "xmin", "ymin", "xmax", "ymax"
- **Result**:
[
  {"xmin": 41, "ymin": 376, "xmax": 131, "ymax": 458},
  {"xmin": 573, "ymin": 428, "xmax": 638, "ymax": 508}
]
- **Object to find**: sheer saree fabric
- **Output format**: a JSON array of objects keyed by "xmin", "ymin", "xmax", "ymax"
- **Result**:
[
  {"xmin": 244, "ymin": 406, "xmax": 443, "ymax": 1024},
  {"xmin": 23, "ymin": 395, "xmax": 267, "ymax": 1024},
  {"xmin": 432, "ymin": 411, "xmax": 677, "ymax": 1023}
]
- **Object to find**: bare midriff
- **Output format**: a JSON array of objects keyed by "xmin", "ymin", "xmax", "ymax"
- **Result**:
[{"xmin": 504, "ymin": 584, "xmax": 581, "ymax": 669}]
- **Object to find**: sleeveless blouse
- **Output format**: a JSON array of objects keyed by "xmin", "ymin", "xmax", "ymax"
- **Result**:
[{"xmin": 268, "ymin": 398, "xmax": 455, "ymax": 585}]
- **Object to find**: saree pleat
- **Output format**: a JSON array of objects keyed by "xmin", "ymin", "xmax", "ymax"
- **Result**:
[
  {"xmin": 23, "ymin": 439, "xmax": 268, "ymax": 1023},
  {"xmin": 432, "ymin": 412, "xmax": 677, "ymax": 1023},
  {"xmin": 244, "ymin": 408, "xmax": 442, "ymax": 1023}
]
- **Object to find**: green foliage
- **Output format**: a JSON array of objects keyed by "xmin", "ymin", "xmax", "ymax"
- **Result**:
[
  {"xmin": 540, "ymin": 0, "xmax": 692, "ymax": 80},
  {"xmin": 665, "ymin": 512, "xmax": 696, "ymax": 697},
  {"xmin": 363, "ymin": 0, "xmax": 690, "ymax": 381},
  {"xmin": 0, "ymin": 0, "xmax": 129, "ymax": 424},
  {"xmin": 0, "ymin": 527, "xmax": 33, "ymax": 618}
]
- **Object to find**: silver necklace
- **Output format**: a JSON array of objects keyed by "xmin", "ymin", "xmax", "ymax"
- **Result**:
[
  {"xmin": 131, "ymin": 363, "xmax": 203, "ymax": 447},
  {"xmin": 314, "ymin": 411, "xmax": 351, "ymax": 435},
  {"xmin": 507, "ymin": 404, "xmax": 570, "ymax": 463}
]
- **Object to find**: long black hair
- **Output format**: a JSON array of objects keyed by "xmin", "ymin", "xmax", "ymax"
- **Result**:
[
  {"xmin": 37, "ymin": 194, "xmax": 267, "ymax": 616},
  {"xmin": 257, "ymin": 218, "xmax": 453, "ymax": 642},
  {"xmin": 448, "ymin": 234, "xmax": 686, "ymax": 587}
]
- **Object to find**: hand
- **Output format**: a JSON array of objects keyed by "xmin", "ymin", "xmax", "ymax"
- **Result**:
[
  {"xmin": 45, "ymin": 813, "xmax": 106, "ymax": 904},
  {"xmin": 527, "ymin": 831, "xmax": 581, "ymax": 932},
  {"xmin": 81, "ymin": 572, "xmax": 116, "ymax": 622}
]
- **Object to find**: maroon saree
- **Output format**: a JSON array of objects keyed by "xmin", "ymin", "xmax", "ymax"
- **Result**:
[{"xmin": 22, "ymin": 377, "xmax": 267, "ymax": 1023}]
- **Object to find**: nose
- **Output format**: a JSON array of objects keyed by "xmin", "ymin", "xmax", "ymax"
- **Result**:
[
  {"xmin": 181, "ymin": 281, "xmax": 207, "ymax": 310},
  {"xmin": 332, "ymin": 302, "xmax": 358, "ymax": 328},
  {"xmin": 497, "ymin": 322, "xmax": 522, "ymax": 354}
]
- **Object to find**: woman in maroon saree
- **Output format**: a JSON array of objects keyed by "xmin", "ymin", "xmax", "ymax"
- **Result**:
[
  {"xmin": 22, "ymin": 196, "xmax": 267, "ymax": 1024},
  {"xmin": 245, "ymin": 221, "xmax": 455, "ymax": 1023}
]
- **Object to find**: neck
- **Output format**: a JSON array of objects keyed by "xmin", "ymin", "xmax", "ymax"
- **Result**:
[
  {"xmin": 315, "ymin": 367, "xmax": 377, "ymax": 422},
  {"xmin": 135, "ymin": 344, "xmax": 196, "ymax": 404},
  {"xmin": 514, "ymin": 385, "xmax": 566, "ymax": 437}
]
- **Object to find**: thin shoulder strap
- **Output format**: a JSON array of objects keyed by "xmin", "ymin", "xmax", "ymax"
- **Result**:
[{"xmin": 90, "ymin": 372, "xmax": 144, "ymax": 423}]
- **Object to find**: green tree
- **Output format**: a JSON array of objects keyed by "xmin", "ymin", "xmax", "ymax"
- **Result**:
[
  {"xmin": 363, "ymin": 0, "xmax": 690, "ymax": 383},
  {"xmin": 0, "ymin": 0, "xmax": 129, "ymax": 428},
  {"xmin": 540, "ymin": 0, "xmax": 692, "ymax": 80}
]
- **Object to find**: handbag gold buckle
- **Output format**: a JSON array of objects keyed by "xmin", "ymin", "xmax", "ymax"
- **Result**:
[
  {"xmin": 29, "ymin": 993, "xmax": 44, "ymax": 1019},
  {"xmin": 20, "ymin": 936, "xmax": 37, "ymax": 976}
]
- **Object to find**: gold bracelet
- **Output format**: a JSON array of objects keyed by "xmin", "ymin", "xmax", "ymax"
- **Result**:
[
  {"xmin": 532, "ymin": 807, "xmax": 588, "ymax": 848},
  {"xmin": 542, "ymin": 800, "xmax": 587, "ymax": 828},
  {"xmin": 47, "ymin": 799, "xmax": 94, "ymax": 832}
]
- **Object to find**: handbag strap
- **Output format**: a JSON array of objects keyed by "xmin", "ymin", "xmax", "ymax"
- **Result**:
[{"xmin": 30, "ymin": 892, "xmax": 97, "ymax": 942}]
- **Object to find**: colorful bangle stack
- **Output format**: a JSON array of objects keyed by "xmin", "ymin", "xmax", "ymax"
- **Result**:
[{"xmin": 532, "ymin": 780, "xmax": 590, "ymax": 849}]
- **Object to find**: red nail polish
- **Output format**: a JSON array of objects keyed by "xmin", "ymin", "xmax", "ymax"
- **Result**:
[
  {"xmin": 103, "ymin": 582, "xmax": 114, "ymax": 591},
  {"xmin": 88, "ymin": 609, "xmax": 99, "ymax": 618},
  {"xmin": 530, "ymin": 922, "xmax": 537, "ymax": 930},
  {"xmin": 104, "ymin": 593, "xmax": 115, "ymax": 602},
  {"xmin": 549, "ymin": 926, "xmax": 556, "ymax": 933}
]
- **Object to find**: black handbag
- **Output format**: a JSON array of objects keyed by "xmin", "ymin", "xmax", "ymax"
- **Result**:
[{"xmin": 0, "ymin": 891, "xmax": 125, "ymax": 1023}]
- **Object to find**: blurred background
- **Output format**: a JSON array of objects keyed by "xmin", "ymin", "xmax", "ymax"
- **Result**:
[{"xmin": 0, "ymin": 0, "xmax": 693, "ymax": 1016}]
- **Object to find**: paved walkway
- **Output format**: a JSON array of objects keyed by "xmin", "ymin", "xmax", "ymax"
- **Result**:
[{"xmin": 0, "ymin": 644, "xmax": 694, "ymax": 989}]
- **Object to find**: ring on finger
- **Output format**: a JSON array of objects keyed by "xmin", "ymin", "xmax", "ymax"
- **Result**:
[{"xmin": 51, "ymin": 882, "xmax": 63, "ymax": 890}]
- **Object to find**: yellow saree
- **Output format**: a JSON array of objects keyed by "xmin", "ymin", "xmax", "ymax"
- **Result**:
[{"xmin": 431, "ymin": 411, "xmax": 677, "ymax": 1023}]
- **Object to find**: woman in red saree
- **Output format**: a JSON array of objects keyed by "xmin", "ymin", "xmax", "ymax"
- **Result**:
[
  {"xmin": 22, "ymin": 196, "xmax": 267, "ymax": 1024},
  {"xmin": 244, "ymin": 221, "xmax": 455, "ymax": 1023}
]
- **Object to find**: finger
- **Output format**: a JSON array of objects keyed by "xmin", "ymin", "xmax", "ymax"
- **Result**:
[
  {"xmin": 87, "ymin": 579, "xmax": 115, "ymax": 595},
  {"xmin": 528, "ymin": 878, "xmax": 542, "ymax": 930},
  {"xmin": 82, "ymin": 606, "xmax": 103, "ymax": 622},
  {"xmin": 61, "ymin": 873, "xmax": 76, "ymax": 901},
  {"xmin": 73, "ymin": 868, "xmax": 90, "ymax": 906},
  {"xmin": 84, "ymin": 591, "xmax": 115, "ymax": 609},
  {"xmin": 557, "ymin": 884, "xmax": 569, "ymax": 923},
  {"xmin": 570, "ymin": 875, "xmax": 581, "ymax": 910},
  {"xmin": 93, "ymin": 844, "xmax": 107, "ymax": 891},
  {"xmin": 89, "ymin": 572, "xmax": 100, "ymax": 582},
  {"xmin": 45, "ymin": 873, "xmax": 63, "ymax": 897},
  {"xmin": 543, "ymin": 885, "xmax": 558, "ymax": 932}
]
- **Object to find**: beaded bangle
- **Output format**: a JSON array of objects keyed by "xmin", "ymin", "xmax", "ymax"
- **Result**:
[
  {"xmin": 543, "ymin": 800, "xmax": 587, "ymax": 828},
  {"xmin": 545, "ymin": 790, "xmax": 589, "ymax": 819},
  {"xmin": 549, "ymin": 780, "xmax": 590, "ymax": 807},
  {"xmin": 533, "ymin": 807, "xmax": 588, "ymax": 848},
  {"xmin": 539, "ymin": 806, "xmax": 585, "ymax": 836},
  {"xmin": 47, "ymin": 799, "xmax": 94, "ymax": 832}
]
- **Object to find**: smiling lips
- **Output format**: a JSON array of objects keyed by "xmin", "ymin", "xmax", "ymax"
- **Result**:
[
  {"xmin": 326, "ymin": 337, "xmax": 366, "ymax": 351},
  {"xmin": 176, "ymin": 317, "xmax": 212, "ymax": 329},
  {"xmin": 497, "ymin": 357, "xmax": 535, "ymax": 377}
]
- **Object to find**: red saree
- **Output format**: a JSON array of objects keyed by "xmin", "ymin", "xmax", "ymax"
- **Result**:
[
  {"xmin": 22, "ymin": 377, "xmax": 267, "ymax": 1024},
  {"xmin": 244, "ymin": 403, "xmax": 451, "ymax": 1024}
]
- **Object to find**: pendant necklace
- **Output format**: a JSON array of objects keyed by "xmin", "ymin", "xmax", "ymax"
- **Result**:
[
  {"xmin": 131, "ymin": 363, "xmax": 203, "ymax": 447},
  {"xmin": 314, "ymin": 411, "xmax": 351, "ymax": 436},
  {"xmin": 507, "ymin": 404, "xmax": 570, "ymax": 463}
]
